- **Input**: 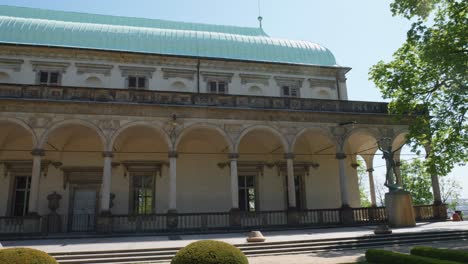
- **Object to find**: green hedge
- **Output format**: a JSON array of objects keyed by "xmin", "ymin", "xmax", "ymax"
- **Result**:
[
  {"xmin": 365, "ymin": 249, "xmax": 460, "ymax": 264},
  {"xmin": 411, "ymin": 246, "xmax": 468, "ymax": 263},
  {"xmin": 171, "ymin": 240, "xmax": 248, "ymax": 264},
  {"xmin": 0, "ymin": 248, "xmax": 58, "ymax": 264}
]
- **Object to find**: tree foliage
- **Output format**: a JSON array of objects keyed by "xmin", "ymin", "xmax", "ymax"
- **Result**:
[
  {"xmin": 356, "ymin": 159, "xmax": 372, "ymax": 207},
  {"xmin": 401, "ymin": 159, "xmax": 434, "ymax": 205},
  {"xmin": 370, "ymin": 0, "xmax": 467, "ymax": 176}
]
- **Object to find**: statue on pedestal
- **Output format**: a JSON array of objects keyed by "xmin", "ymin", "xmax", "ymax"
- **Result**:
[{"xmin": 377, "ymin": 138, "xmax": 403, "ymax": 192}]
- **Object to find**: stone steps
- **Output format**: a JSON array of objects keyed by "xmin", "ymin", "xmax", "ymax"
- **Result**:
[{"xmin": 50, "ymin": 230, "xmax": 468, "ymax": 264}]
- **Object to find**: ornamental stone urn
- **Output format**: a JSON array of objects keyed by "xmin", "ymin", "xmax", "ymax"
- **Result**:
[
  {"xmin": 46, "ymin": 191, "xmax": 62, "ymax": 233},
  {"xmin": 47, "ymin": 191, "xmax": 62, "ymax": 213}
]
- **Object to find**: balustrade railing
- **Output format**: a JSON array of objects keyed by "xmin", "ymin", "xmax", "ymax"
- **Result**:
[
  {"xmin": 0, "ymin": 83, "xmax": 390, "ymax": 114},
  {"xmin": 240, "ymin": 210, "xmax": 287, "ymax": 227},
  {"xmin": 414, "ymin": 205, "xmax": 435, "ymax": 221},
  {"xmin": 299, "ymin": 209, "xmax": 342, "ymax": 225},
  {"xmin": 0, "ymin": 205, "xmax": 445, "ymax": 236}
]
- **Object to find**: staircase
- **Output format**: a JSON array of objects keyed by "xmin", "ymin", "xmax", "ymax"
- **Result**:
[{"xmin": 50, "ymin": 230, "xmax": 468, "ymax": 264}]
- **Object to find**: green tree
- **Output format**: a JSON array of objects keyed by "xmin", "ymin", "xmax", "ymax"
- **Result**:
[
  {"xmin": 439, "ymin": 176, "xmax": 462, "ymax": 210},
  {"xmin": 370, "ymin": 0, "xmax": 468, "ymax": 177},
  {"xmin": 400, "ymin": 159, "xmax": 434, "ymax": 205},
  {"xmin": 357, "ymin": 159, "xmax": 372, "ymax": 207}
]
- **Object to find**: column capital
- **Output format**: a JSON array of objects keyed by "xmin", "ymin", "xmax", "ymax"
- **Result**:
[
  {"xmin": 168, "ymin": 151, "xmax": 178, "ymax": 158},
  {"xmin": 31, "ymin": 148, "xmax": 45, "ymax": 157},
  {"xmin": 102, "ymin": 151, "xmax": 114, "ymax": 158},
  {"xmin": 228, "ymin": 153, "xmax": 239, "ymax": 160},
  {"xmin": 366, "ymin": 168, "xmax": 375, "ymax": 172},
  {"xmin": 335, "ymin": 153, "xmax": 346, "ymax": 160},
  {"xmin": 284, "ymin": 153, "xmax": 295, "ymax": 159}
]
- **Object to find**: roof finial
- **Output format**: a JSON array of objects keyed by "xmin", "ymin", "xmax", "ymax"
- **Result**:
[{"xmin": 258, "ymin": 0, "xmax": 263, "ymax": 28}]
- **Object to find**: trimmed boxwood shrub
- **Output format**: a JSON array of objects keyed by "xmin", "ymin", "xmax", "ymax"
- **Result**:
[
  {"xmin": 171, "ymin": 240, "xmax": 248, "ymax": 264},
  {"xmin": 411, "ymin": 246, "xmax": 468, "ymax": 263},
  {"xmin": 0, "ymin": 248, "xmax": 58, "ymax": 264},
  {"xmin": 365, "ymin": 249, "xmax": 460, "ymax": 264}
]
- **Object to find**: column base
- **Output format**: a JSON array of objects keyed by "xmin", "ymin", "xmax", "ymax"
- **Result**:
[
  {"xmin": 96, "ymin": 211, "xmax": 113, "ymax": 233},
  {"xmin": 23, "ymin": 214, "xmax": 41, "ymax": 233},
  {"xmin": 385, "ymin": 190, "xmax": 416, "ymax": 228},
  {"xmin": 340, "ymin": 204, "xmax": 354, "ymax": 226},
  {"xmin": 167, "ymin": 209, "xmax": 178, "ymax": 229},
  {"xmin": 229, "ymin": 208, "xmax": 242, "ymax": 227},
  {"xmin": 287, "ymin": 207, "xmax": 300, "ymax": 226}
]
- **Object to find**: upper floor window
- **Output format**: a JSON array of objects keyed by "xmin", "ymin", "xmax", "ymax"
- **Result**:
[
  {"xmin": 208, "ymin": 80, "xmax": 227, "ymax": 94},
  {"xmin": 127, "ymin": 76, "xmax": 147, "ymax": 89},
  {"xmin": 38, "ymin": 71, "xmax": 60, "ymax": 86},
  {"xmin": 282, "ymin": 86, "xmax": 299, "ymax": 98}
]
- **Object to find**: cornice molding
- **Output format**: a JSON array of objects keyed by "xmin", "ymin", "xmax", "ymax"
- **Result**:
[
  {"xmin": 30, "ymin": 60, "xmax": 70, "ymax": 73},
  {"xmin": 76, "ymin": 63, "xmax": 113, "ymax": 76},
  {"xmin": 239, "ymin": 73, "xmax": 270, "ymax": 86},
  {"xmin": 162, "ymin": 68, "xmax": 196, "ymax": 80},
  {"xmin": 0, "ymin": 58, "xmax": 24, "ymax": 72},
  {"xmin": 119, "ymin": 65, "xmax": 156, "ymax": 78}
]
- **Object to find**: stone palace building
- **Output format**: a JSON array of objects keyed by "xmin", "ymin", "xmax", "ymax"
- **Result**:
[{"xmin": 0, "ymin": 5, "xmax": 441, "ymax": 234}]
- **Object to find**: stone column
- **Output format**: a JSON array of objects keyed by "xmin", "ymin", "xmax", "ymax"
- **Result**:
[
  {"xmin": 168, "ymin": 151, "xmax": 178, "ymax": 212},
  {"xmin": 100, "ymin": 151, "xmax": 113, "ymax": 214},
  {"xmin": 167, "ymin": 151, "xmax": 178, "ymax": 229},
  {"xmin": 336, "ymin": 152, "xmax": 349, "ymax": 207},
  {"xmin": 285, "ymin": 153, "xmax": 296, "ymax": 209},
  {"xmin": 229, "ymin": 153, "xmax": 239, "ymax": 209},
  {"xmin": 228, "ymin": 153, "xmax": 241, "ymax": 227},
  {"xmin": 367, "ymin": 168, "xmax": 377, "ymax": 207},
  {"xmin": 28, "ymin": 148, "xmax": 45, "ymax": 215}
]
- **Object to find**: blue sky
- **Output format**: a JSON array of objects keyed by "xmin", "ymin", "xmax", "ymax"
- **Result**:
[{"xmin": 0, "ymin": 0, "xmax": 465, "ymax": 198}]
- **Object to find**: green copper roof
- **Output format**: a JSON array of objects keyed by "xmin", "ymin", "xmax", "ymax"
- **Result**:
[{"xmin": 0, "ymin": 5, "xmax": 338, "ymax": 67}]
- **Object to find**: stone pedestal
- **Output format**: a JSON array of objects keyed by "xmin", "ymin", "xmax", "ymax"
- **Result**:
[
  {"xmin": 385, "ymin": 190, "xmax": 416, "ymax": 228},
  {"xmin": 340, "ymin": 205, "xmax": 354, "ymax": 226},
  {"xmin": 229, "ymin": 208, "xmax": 241, "ymax": 227},
  {"xmin": 96, "ymin": 211, "xmax": 112, "ymax": 233},
  {"xmin": 166, "ymin": 209, "xmax": 178, "ymax": 229},
  {"xmin": 287, "ymin": 207, "xmax": 299, "ymax": 226}
]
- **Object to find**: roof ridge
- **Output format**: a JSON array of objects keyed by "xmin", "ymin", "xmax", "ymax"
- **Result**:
[{"xmin": 0, "ymin": 4, "xmax": 269, "ymax": 37}]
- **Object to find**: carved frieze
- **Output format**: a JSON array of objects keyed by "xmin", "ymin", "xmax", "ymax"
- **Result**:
[
  {"xmin": 76, "ymin": 63, "xmax": 113, "ymax": 76},
  {"xmin": 97, "ymin": 119, "xmax": 120, "ymax": 131},
  {"xmin": 30, "ymin": 61, "xmax": 70, "ymax": 73},
  {"xmin": 119, "ymin": 65, "xmax": 156, "ymax": 78},
  {"xmin": 162, "ymin": 68, "xmax": 196, "ymax": 80},
  {"xmin": 28, "ymin": 116, "xmax": 53, "ymax": 128},
  {"xmin": 239, "ymin": 74, "xmax": 270, "ymax": 86},
  {"xmin": 0, "ymin": 58, "xmax": 24, "ymax": 72},
  {"xmin": 274, "ymin": 76, "xmax": 304, "ymax": 88},
  {"xmin": 200, "ymin": 71, "xmax": 234, "ymax": 83}
]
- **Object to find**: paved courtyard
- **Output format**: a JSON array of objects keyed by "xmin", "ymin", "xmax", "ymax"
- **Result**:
[{"xmin": 1, "ymin": 221, "xmax": 467, "ymax": 263}]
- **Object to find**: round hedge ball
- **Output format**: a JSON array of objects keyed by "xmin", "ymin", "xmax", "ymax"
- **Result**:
[
  {"xmin": 0, "ymin": 247, "xmax": 58, "ymax": 264},
  {"xmin": 171, "ymin": 240, "xmax": 248, "ymax": 264}
]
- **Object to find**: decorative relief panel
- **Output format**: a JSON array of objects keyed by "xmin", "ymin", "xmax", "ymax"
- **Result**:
[
  {"xmin": 0, "ymin": 58, "xmax": 24, "ymax": 72},
  {"xmin": 309, "ymin": 78, "xmax": 337, "ymax": 89},
  {"xmin": 162, "ymin": 68, "xmax": 196, "ymax": 80},
  {"xmin": 76, "ymin": 63, "xmax": 113, "ymax": 76}
]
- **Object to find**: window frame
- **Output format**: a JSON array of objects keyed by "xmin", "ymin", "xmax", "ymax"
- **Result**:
[
  {"xmin": 207, "ymin": 79, "xmax": 228, "ymax": 94},
  {"xmin": 37, "ymin": 71, "xmax": 61, "ymax": 86},
  {"xmin": 238, "ymin": 175, "xmax": 258, "ymax": 212},
  {"xmin": 281, "ymin": 85, "xmax": 300, "ymax": 98},
  {"xmin": 129, "ymin": 172, "xmax": 155, "ymax": 215},
  {"xmin": 10, "ymin": 176, "xmax": 32, "ymax": 216},
  {"xmin": 126, "ymin": 75, "xmax": 148, "ymax": 90}
]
